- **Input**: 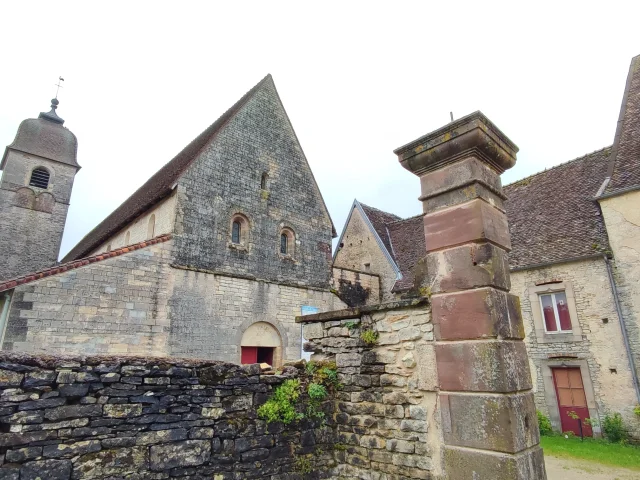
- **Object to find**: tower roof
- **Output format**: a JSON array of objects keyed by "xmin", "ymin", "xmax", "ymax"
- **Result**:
[{"xmin": 1, "ymin": 98, "xmax": 79, "ymax": 169}]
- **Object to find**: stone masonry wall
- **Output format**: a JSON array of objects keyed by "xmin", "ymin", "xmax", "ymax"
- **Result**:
[
  {"xmin": 512, "ymin": 258, "xmax": 640, "ymax": 437},
  {"xmin": 167, "ymin": 268, "xmax": 346, "ymax": 362},
  {"xmin": 91, "ymin": 192, "xmax": 177, "ymax": 256},
  {"xmin": 173, "ymin": 77, "xmax": 334, "ymax": 289},
  {"xmin": 301, "ymin": 299, "xmax": 440, "ymax": 479},
  {"xmin": 0, "ymin": 352, "xmax": 334, "ymax": 479},
  {"xmin": 600, "ymin": 191, "xmax": 640, "ymax": 406},
  {"xmin": 1, "ymin": 241, "xmax": 174, "ymax": 356},
  {"xmin": 333, "ymin": 207, "xmax": 398, "ymax": 302},
  {"xmin": 0, "ymin": 151, "xmax": 78, "ymax": 281},
  {"xmin": 330, "ymin": 267, "xmax": 381, "ymax": 307}
]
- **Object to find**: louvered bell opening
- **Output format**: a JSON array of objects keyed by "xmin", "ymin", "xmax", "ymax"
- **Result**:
[{"xmin": 29, "ymin": 168, "xmax": 50, "ymax": 189}]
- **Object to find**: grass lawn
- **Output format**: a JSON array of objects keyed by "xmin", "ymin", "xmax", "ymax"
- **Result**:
[{"xmin": 541, "ymin": 435, "xmax": 640, "ymax": 471}]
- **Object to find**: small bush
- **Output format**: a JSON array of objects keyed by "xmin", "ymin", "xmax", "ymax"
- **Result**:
[
  {"xmin": 294, "ymin": 455, "xmax": 313, "ymax": 474},
  {"xmin": 308, "ymin": 383, "xmax": 328, "ymax": 401},
  {"xmin": 360, "ymin": 329, "xmax": 379, "ymax": 346},
  {"xmin": 537, "ymin": 410, "xmax": 553, "ymax": 436},
  {"xmin": 257, "ymin": 379, "xmax": 303, "ymax": 424},
  {"xmin": 602, "ymin": 413, "xmax": 627, "ymax": 443},
  {"xmin": 634, "ymin": 405, "xmax": 640, "ymax": 418}
]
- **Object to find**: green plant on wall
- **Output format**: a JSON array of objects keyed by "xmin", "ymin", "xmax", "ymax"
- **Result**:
[
  {"xmin": 602, "ymin": 413, "xmax": 627, "ymax": 443},
  {"xmin": 344, "ymin": 320, "xmax": 359, "ymax": 331},
  {"xmin": 634, "ymin": 405, "xmax": 640, "ymax": 418},
  {"xmin": 360, "ymin": 329, "xmax": 379, "ymax": 346},
  {"xmin": 258, "ymin": 360, "xmax": 340, "ymax": 425}
]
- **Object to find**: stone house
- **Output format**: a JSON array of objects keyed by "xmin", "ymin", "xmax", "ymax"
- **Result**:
[
  {"xmin": 0, "ymin": 75, "xmax": 346, "ymax": 366},
  {"xmin": 333, "ymin": 54, "xmax": 640, "ymax": 436}
]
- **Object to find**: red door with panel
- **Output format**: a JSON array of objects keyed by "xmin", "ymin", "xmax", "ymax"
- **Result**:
[{"xmin": 552, "ymin": 367, "xmax": 593, "ymax": 437}]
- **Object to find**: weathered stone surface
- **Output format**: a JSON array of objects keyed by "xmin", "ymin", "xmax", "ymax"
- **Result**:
[
  {"xmin": 20, "ymin": 459, "xmax": 72, "ymax": 480},
  {"xmin": 431, "ymin": 287, "xmax": 525, "ymax": 340},
  {"xmin": 23, "ymin": 370, "xmax": 56, "ymax": 387},
  {"xmin": 44, "ymin": 404, "xmax": 101, "ymax": 421},
  {"xmin": 103, "ymin": 404, "xmax": 143, "ymax": 418},
  {"xmin": 43, "ymin": 440, "xmax": 101, "ymax": 458},
  {"xmin": 149, "ymin": 440, "xmax": 211, "ymax": 471},
  {"xmin": 0, "ymin": 370, "xmax": 23, "ymax": 387},
  {"xmin": 136, "ymin": 428, "xmax": 188, "ymax": 446},
  {"xmin": 436, "ymin": 341, "xmax": 532, "ymax": 392},
  {"xmin": 5, "ymin": 446, "xmax": 42, "ymax": 463},
  {"xmin": 73, "ymin": 447, "xmax": 149, "ymax": 478},
  {"xmin": 444, "ymin": 445, "xmax": 546, "ymax": 480}
]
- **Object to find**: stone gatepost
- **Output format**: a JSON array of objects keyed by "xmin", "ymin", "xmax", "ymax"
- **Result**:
[{"xmin": 395, "ymin": 112, "xmax": 547, "ymax": 479}]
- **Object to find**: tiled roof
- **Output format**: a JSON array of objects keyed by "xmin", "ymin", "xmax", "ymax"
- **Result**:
[
  {"xmin": 355, "ymin": 147, "xmax": 613, "ymax": 291},
  {"xmin": 387, "ymin": 215, "xmax": 425, "ymax": 292},
  {"xmin": 0, "ymin": 234, "xmax": 172, "ymax": 294},
  {"xmin": 504, "ymin": 148, "xmax": 612, "ymax": 269},
  {"xmin": 359, "ymin": 203, "xmax": 401, "ymax": 256},
  {"xmin": 604, "ymin": 54, "xmax": 640, "ymax": 196},
  {"xmin": 62, "ymin": 76, "xmax": 273, "ymax": 263}
]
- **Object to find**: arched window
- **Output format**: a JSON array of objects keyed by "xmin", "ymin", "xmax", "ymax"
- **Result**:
[
  {"xmin": 29, "ymin": 168, "xmax": 50, "ymax": 189},
  {"xmin": 124, "ymin": 231, "xmax": 131, "ymax": 245},
  {"xmin": 147, "ymin": 214, "xmax": 156, "ymax": 239},
  {"xmin": 230, "ymin": 214, "xmax": 249, "ymax": 247},
  {"xmin": 232, "ymin": 221, "xmax": 241, "ymax": 244},
  {"xmin": 260, "ymin": 172, "xmax": 269, "ymax": 190},
  {"xmin": 279, "ymin": 228, "xmax": 295, "ymax": 256}
]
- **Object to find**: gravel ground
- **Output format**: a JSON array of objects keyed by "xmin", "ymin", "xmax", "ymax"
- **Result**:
[{"xmin": 545, "ymin": 454, "xmax": 640, "ymax": 480}]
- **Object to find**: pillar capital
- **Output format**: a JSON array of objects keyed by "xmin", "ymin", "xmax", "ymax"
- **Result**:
[{"xmin": 394, "ymin": 111, "xmax": 518, "ymax": 176}]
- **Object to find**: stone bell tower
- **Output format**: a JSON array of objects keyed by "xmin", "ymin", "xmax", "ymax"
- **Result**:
[{"xmin": 0, "ymin": 98, "xmax": 80, "ymax": 281}]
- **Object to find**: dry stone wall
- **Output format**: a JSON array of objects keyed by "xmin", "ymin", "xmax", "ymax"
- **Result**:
[
  {"xmin": 0, "ymin": 352, "xmax": 334, "ymax": 479},
  {"xmin": 301, "ymin": 299, "xmax": 440, "ymax": 479}
]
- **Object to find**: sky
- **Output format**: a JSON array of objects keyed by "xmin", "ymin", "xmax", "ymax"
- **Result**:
[{"xmin": 1, "ymin": 1, "xmax": 639, "ymax": 258}]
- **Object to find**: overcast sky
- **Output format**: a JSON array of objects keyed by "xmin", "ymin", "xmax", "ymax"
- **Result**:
[{"xmin": 1, "ymin": 1, "xmax": 639, "ymax": 258}]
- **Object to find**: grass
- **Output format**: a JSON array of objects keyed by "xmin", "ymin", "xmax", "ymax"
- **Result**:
[{"xmin": 541, "ymin": 435, "xmax": 640, "ymax": 471}]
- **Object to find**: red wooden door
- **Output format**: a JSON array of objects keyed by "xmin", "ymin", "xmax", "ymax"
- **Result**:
[
  {"xmin": 241, "ymin": 347, "xmax": 258, "ymax": 364},
  {"xmin": 552, "ymin": 368, "xmax": 592, "ymax": 437}
]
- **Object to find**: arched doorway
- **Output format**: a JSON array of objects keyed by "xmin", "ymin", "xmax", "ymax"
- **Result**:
[{"xmin": 240, "ymin": 322, "xmax": 282, "ymax": 368}]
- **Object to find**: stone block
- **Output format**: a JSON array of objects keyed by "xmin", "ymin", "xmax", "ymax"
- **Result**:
[
  {"xmin": 0, "ymin": 370, "xmax": 23, "ymax": 387},
  {"xmin": 103, "ymin": 404, "xmax": 142, "ymax": 418},
  {"xmin": 73, "ymin": 446, "xmax": 148, "ymax": 478},
  {"xmin": 20, "ymin": 459, "xmax": 72, "ymax": 480},
  {"xmin": 436, "ymin": 341, "xmax": 532, "ymax": 392},
  {"xmin": 440, "ymin": 392, "xmax": 539, "ymax": 453},
  {"xmin": 4, "ymin": 447, "xmax": 42, "ymax": 463},
  {"xmin": 432, "ymin": 287, "xmax": 525, "ymax": 340},
  {"xmin": 23, "ymin": 370, "xmax": 56, "ymax": 387},
  {"xmin": 443, "ymin": 445, "xmax": 547, "ymax": 479},
  {"xmin": 416, "ymin": 343, "xmax": 437, "ymax": 391},
  {"xmin": 136, "ymin": 428, "xmax": 188, "ymax": 445},
  {"xmin": 426, "ymin": 242, "xmax": 510, "ymax": 294},
  {"xmin": 336, "ymin": 353, "xmax": 361, "ymax": 367},
  {"xmin": 302, "ymin": 322, "xmax": 323, "ymax": 340},
  {"xmin": 43, "ymin": 440, "xmax": 101, "ymax": 458},
  {"xmin": 149, "ymin": 440, "xmax": 211, "ymax": 471},
  {"xmin": 44, "ymin": 405, "xmax": 102, "ymax": 421},
  {"xmin": 424, "ymin": 198, "xmax": 511, "ymax": 252}
]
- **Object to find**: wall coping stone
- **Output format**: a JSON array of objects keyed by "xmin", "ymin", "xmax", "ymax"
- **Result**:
[{"xmin": 295, "ymin": 297, "xmax": 429, "ymax": 323}]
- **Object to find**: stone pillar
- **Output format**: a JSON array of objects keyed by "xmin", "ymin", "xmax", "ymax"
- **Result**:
[{"xmin": 395, "ymin": 112, "xmax": 547, "ymax": 479}]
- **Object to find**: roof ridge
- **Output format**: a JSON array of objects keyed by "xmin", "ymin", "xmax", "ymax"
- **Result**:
[
  {"xmin": 358, "ymin": 201, "xmax": 402, "ymax": 220},
  {"xmin": 0, "ymin": 234, "xmax": 172, "ymax": 294},
  {"xmin": 62, "ymin": 74, "xmax": 273, "ymax": 262},
  {"xmin": 387, "ymin": 213, "xmax": 423, "ymax": 225},
  {"xmin": 504, "ymin": 145, "xmax": 612, "ymax": 188}
]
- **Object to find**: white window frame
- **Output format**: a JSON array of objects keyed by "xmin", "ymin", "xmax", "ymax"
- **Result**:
[
  {"xmin": 539, "ymin": 291, "xmax": 572, "ymax": 333},
  {"xmin": 528, "ymin": 281, "xmax": 583, "ymax": 344}
]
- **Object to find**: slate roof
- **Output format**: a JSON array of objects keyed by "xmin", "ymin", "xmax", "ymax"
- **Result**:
[
  {"xmin": 386, "ymin": 215, "xmax": 425, "ymax": 292},
  {"xmin": 62, "ymin": 75, "xmax": 336, "ymax": 263},
  {"xmin": 0, "ymin": 234, "xmax": 172, "ymax": 294},
  {"xmin": 504, "ymin": 148, "xmax": 612, "ymax": 269},
  {"xmin": 354, "ymin": 147, "xmax": 613, "ymax": 291},
  {"xmin": 604, "ymin": 54, "xmax": 640, "ymax": 196},
  {"xmin": 358, "ymin": 203, "xmax": 401, "ymax": 255}
]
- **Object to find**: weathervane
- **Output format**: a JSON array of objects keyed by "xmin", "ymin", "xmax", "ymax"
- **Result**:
[{"xmin": 54, "ymin": 76, "xmax": 64, "ymax": 99}]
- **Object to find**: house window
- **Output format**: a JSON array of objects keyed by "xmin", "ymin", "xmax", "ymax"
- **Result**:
[
  {"xmin": 280, "ymin": 233, "xmax": 288, "ymax": 254},
  {"xmin": 261, "ymin": 173, "xmax": 269, "ymax": 190},
  {"xmin": 540, "ymin": 292, "xmax": 572, "ymax": 332},
  {"xmin": 29, "ymin": 168, "xmax": 50, "ymax": 189},
  {"xmin": 528, "ymin": 281, "xmax": 583, "ymax": 343},
  {"xmin": 364, "ymin": 263, "xmax": 371, "ymax": 272}
]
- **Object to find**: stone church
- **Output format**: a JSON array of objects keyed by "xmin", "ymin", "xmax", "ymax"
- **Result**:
[
  {"xmin": 0, "ymin": 75, "xmax": 345, "ymax": 367},
  {"xmin": 333, "ymin": 54, "xmax": 640, "ymax": 437}
]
